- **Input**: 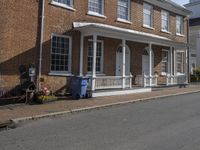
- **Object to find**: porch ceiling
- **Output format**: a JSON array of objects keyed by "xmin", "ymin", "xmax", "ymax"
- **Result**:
[{"xmin": 73, "ymin": 22, "xmax": 188, "ymax": 49}]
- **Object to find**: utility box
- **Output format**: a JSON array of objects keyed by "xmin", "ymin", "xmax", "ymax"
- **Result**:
[{"xmin": 70, "ymin": 76, "xmax": 89, "ymax": 99}]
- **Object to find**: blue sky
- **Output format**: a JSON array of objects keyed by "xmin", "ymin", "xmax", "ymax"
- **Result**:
[{"xmin": 172, "ymin": 0, "xmax": 189, "ymax": 5}]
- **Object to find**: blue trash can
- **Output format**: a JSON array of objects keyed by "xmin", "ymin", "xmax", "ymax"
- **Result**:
[{"xmin": 70, "ymin": 76, "xmax": 89, "ymax": 99}]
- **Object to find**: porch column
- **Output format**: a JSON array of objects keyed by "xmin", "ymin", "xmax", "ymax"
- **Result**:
[
  {"xmin": 174, "ymin": 48, "xmax": 176, "ymax": 76},
  {"xmin": 149, "ymin": 43, "xmax": 152, "ymax": 86},
  {"xmin": 91, "ymin": 34, "xmax": 97, "ymax": 91},
  {"xmin": 185, "ymin": 48, "xmax": 189, "ymax": 84},
  {"xmin": 79, "ymin": 34, "xmax": 84, "ymax": 76},
  {"xmin": 170, "ymin": 47, "xmax": 173, "ymax": 84},
  {"xmin": 122, "ymin": 39, "xmax": 126, "ymax": 89}
]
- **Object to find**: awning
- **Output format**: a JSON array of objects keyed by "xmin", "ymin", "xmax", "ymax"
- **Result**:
[{"xmin": 73, "ymin": 22, "xmax": 188, "ymax": 49}]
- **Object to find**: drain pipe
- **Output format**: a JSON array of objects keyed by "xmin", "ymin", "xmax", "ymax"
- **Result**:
[{"xmin": 38, "ymin": 0, "xmax": 45, "ymax": 91}]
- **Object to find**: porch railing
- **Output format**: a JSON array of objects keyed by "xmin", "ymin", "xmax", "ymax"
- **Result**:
[
  {"xmin": 94, "ymin": 75, "xmax": 133, "ymax": 90},
  {"xmin": 137, "ymin": 75, "xmax": 158, "ymax": 87},
  {"xmin": 166, "ymin": 75, "xmax": 187, "ymax": 86}
]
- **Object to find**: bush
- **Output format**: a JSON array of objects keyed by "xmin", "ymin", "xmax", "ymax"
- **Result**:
[{"xmin": 191, "ymin": 67, "xmax": 200, "ymax": 82}]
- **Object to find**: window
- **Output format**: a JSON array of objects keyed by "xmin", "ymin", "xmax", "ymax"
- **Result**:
[
  {"xmin": 52, "ymin": 0, "xmax": 73, "ymax": 8},
  {"xmin": 143, "ymin": 3, "xmax": 153, "ymax": 28},
  {"xmin": 161, "ymin": 10, "xmax": 170, "ymax": 32},
  {"xmin": 162, "ymin": 50, "xmax": 169, "ymax": 75},
  {"xmin": 51, "ymin": 34, "xmax": 71, "ymax": 74},
  {"xmin": 176, "ymin": 52, "xmax": 184, "ymax": 74},
  {"xmin": 88, "ymin": 0, "xmax": 104, "ymax": 15},
  {"xmin": 117, "ymin": 0, "xmax": 130, "ymax": 21},
  {"xmin": 87, "ymin": 40, "xmax": 104, "ymax": 73},
  {"xmin": 176, "ymin": 15, "xmax": 184, "ymax": 35}
]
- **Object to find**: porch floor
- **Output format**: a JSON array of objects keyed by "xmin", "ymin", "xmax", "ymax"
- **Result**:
[{"xmin": 92, "ymin": 87, "xmax": 152, "ymax": 97}]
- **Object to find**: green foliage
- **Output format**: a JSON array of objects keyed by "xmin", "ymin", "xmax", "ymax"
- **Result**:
[{"xmin": 191, "ymin": 67, "xmax": 200, "ymax": 82}]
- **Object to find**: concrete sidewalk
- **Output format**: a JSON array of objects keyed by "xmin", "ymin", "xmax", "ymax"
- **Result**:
[{"xmin": 0, "ymin": 85, "xmax": 200, "ymax": 126}]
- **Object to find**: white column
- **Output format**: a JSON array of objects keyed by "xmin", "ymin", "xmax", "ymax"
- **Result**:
[
  {"xmin": 185, "ymin": 48, "xmax": 188, "ymax": 84},
  {"xmin": 173, "ymin": 48, "xmax": 176, "ymax": 76},
  {"xmin": 79, "ymin": 34, "xmax": 84, "ymax": 76},
  {"xmin": 149, "ymin": 43, "xmax": 152, "ymax": 86},
  {"xmin": 91, "ymin": 34, "xmax": 97, "ymax": 91},
  {"xmin": 170, "ymin": 47, "xmax": 173, "ymax": 84},
  {"xmin": 122, "ymin": 39, "xmax": 126, "ymax": 89}
]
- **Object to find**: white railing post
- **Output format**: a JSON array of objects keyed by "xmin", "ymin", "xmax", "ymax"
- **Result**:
[
  {"xmin": 91, "ymin": 34, "xmax": 97, "ymax": 91},
  {"xmin": 129, "ymin": 73, "xmax": 133, "ymax": 88},
  {"xmin": 122, "ymin": 39, "xmax": 126, "ymax": 89}
]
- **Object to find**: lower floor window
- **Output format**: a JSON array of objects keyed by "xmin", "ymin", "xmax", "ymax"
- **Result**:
[
  {"xmin": 51, "ymin": 34, "xmax": 71, "ymax": 73},
  {"xmin": 162, "ymin": 50, "xmax": 169, "ymax": 75},
  {"xmin": 176, "ymin": 52, "xmax": 184, "ymax": 74},
  {"xmin": 87, "ymin": 40, "xmax": 103, "ymax": 73}
]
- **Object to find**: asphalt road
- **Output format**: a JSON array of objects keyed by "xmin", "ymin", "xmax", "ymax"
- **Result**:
[{"xmin": 1, "ymin": 93, "xmax": 200, "ymax": 150}]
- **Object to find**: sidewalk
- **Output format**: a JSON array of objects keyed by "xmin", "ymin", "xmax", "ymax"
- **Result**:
[{"xmin": 0, "ymin": 84, "xmax": 200, "ymax": 125}]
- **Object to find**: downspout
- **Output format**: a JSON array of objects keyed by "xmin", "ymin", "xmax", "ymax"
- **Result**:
[{"xmin": 38, "ymin": 0, "xmax": 45, "ymax": 91}]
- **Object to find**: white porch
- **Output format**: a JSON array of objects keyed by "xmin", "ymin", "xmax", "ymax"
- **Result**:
[{"xmin": 73, "ymin": 22, "xmax": 189, "ymax": 97}]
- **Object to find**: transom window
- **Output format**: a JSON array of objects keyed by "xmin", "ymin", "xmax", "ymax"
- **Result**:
[
  {"xmin": 87, "ymin": 40, "xmax": 104, "ymax": 73},
  {"xmin": 176, "ymin": 15, "xmax": 184, "ymax": 35},
  {"xmin": 161, "ymin": 10, "xmax": 170, "ymax": 32},
  {"xmin": 117, "ymin": 0, "xmax": 130, "ymax": 21},
  {"xmin": 51, "ymin": 34, "xmax": 71, "ymax": 73},
  {"xmin": 88, "ymin": 0, "xmax": 104, "ymax": 15},
  {"xmin": 143, "ymin": 3, "xmax": 153, "ymax": 27},
  {"xmin": 176, "ymin": 52, "xmax": 184, "ymax": 74},
  {"xmin": 53, "ymin": 0, "xmax": 73, "ymax": 8},
  {"xmin": 162, "ymin": 50, "xmax": 169, "ymax": 75}
]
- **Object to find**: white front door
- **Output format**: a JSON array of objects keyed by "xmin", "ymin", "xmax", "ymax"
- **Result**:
[
  {"xmin": 116, "ymin": 46, "xmax": 130, "ymax": 76},
  {"xmin": 142, "ymin": 55, "xmax": 150, "ymax": 75}
]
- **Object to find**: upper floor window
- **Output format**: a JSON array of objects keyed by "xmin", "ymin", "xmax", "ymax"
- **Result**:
[
  {"xmin": 143, "ymin": 3, "xmax": 153, "ymax": 28},
  {"xmin": 88, "ymin": 0, "xmax": 104, "ymax": 16},
  {"xmin": 161, "ymin": 10, "xmax": 170, "ymax": 32},
  {"xmin": 51, "ymin": 34, "xmax": 72, "ymax": 74},
  {"xmin": 117, "ymin": 0, "xmax": 130, "ymax": 21},
  {"xmin": 176, "ymin": 15, "xmax": 184, "ymax": 35},
  {"xmin": 52, "ymin": 0, "xmax": 74, "ymax": 9}
]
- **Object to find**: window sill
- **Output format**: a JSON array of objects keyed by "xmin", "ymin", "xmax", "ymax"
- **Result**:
[
  {"xmin": 161, "ymin": 30, "xmax": 171, "ymax": 34},
  {"xmin": 87, "ymin": 11, "xmax": 107, "ymax": 19},
  {"xmin": 48, "ymin": 72, "xmax": 73, "ymax": 77},
  {"xmin": 176, "ymin": 33, "xmax": 185, "ymax": 37},
  {"xmin": 116, "ymin": 18, "xmax": 132, "ymax": 24},
  {"xmin": 142, "ymin": 25, "xmax": 155, "ymax": 30},
  {"xmin": 51, "ymin": 1, "xmax": 76, "ymax": 11},
  {"xmin": 86, "ymin": 73, "xmax": 106, "ymax": 77}
]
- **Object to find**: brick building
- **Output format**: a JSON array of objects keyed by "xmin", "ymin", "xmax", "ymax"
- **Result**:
[{"xmin": 0, "ymin": 0, "xmax": 190, "ymax": 97}]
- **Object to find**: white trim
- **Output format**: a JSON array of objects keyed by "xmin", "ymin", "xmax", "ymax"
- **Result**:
[
  {"xmin": 51, "ymin": 1, "xmax": 76, "ymax": 11},
  {"xmin": 116, "ymin": 18, "xmax": 132, "ymax": 24},
  {"xmin": 161, "ymin": 30, "xmax": 171, "ymax": 34},
  {"xmin": 142, "ymin": 25, "xmax": 155, "ymax": 30},
  {"xmin": 143, "ymin": 3, "xmax": 154, "ymax": 28},
  {"xmin": 50, "ymin": 33, "xmax": 72, "ymax": 74},
  {"xmin": 87, "ymin": 11, "xmax": 107, "ymax": 18},
  {"xmin": 161, "ymin": 10, "xmax": 170, "ymax": 32},
  {"xmin": 48, "ymin": 72, "xmax": 73, "ymax": 76},
  {"xmin": 176, "ymin": 33, "xmax": 185, "ymax": 37}
]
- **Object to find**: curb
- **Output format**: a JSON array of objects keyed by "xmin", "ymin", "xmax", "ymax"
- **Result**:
[{"xmin": 10, "ymin": 89, "xmax": 200, "ymax": 126}]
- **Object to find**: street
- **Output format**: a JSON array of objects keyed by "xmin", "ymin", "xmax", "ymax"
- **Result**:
[{"xmin": 1, "ymin": 93, "xmax": 200, "ymax": 150}]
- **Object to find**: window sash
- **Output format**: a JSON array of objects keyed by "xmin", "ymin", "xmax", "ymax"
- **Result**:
[
  {"xmin": 176, "ymin": 16, "xmax": 183, "ymax": 34},
  {"xmin": 88, "ymin": 0, "xmax": 103, "ymax": 14},
  {"xmin": 176, "ymin": 52, "xmax": 184, "ymax": 73},
  {"xmin": 87, "ymin": 41, "xmax": 103, "ymax": 73},
  {"xmin": 162, "ymin": 50, "xmax": 169, "ymax": 73},
  {"xmin": 117, "ymin": 0, "xmax": 130, "ymax": 20},
  {"xmin": 161, "ymin": 11, "xmax": 169, "ymax": 31},
  {"xmin": 53, "ymin": 0, "xmax": 73, "ymax": 7},
  {"xmin": 51, "ymin": 34, "xmax": 71, "ymax": 73},
  {"xmin": 143, "ymin": 3, "xmax": 153, "ymax": 27}
]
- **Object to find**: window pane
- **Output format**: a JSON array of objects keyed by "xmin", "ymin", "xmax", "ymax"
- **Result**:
[
  {"xmin": 51, "ymin": 35, "xmax": 70, "ymax": 72},
  {"xmin": 143, "ymin": 4, "xmax": 153, "ymax": 27},
  {"xmin": 53, "ymin": 0, "xmax": 73, "ymax": 7},
  {"xmin": 89, "ymin": 0, "xmax": 103, "ymax": 14},
  {"xmin": 118, "ymin": 0, "xmax": 129, "ymax": 20}
]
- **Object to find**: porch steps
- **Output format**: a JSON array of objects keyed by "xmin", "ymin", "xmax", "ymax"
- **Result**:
[{"xmin": 92, "ymin": 88, "xmax": 152, "ymax": 97}]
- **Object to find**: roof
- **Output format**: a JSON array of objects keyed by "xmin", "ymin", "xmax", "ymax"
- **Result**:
[{"xmin": 73, "ymin": 22, "xmax": 188, "ymax": 48}]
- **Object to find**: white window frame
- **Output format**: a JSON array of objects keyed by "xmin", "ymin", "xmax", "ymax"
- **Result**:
[
  {"xmin": 50, "ymin": 33, "xmax": 72, "ymax": 76},
  {"xmin": 87, "ymin": 39, "xmax": 104, "ymax": 74},
  {"xmin": 176, "ymin": 50, "xmax": 185, "ymax": 75},
  {"xmin": 117, "ymin": 0, "xmax": 131, "ymax": 22},
  {"xmin": 161, "ymin": 10, "xmax": 170, "ymax": 32},
  {"xmin": 161, "ymin": 49, "xmax": 170, "ymax": 76},
  {"xmin": 176, "ymin": 15, "xmax": 184, "ymax": 36},
  {"xmin": 88, "ymin": 0, "xmax": 106, "ymax": 18},
  {"xmin": 51, "ymin": 0, "xmax": 75, "ymax": 11},
  {"xmin": 143, "ymin": 3, "xmax": 154, "ymax": 28}
]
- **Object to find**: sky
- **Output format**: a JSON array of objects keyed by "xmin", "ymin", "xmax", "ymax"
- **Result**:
[{"xmin": 171, "ymin": 0, "xmax": 189, "ymax": 5}]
